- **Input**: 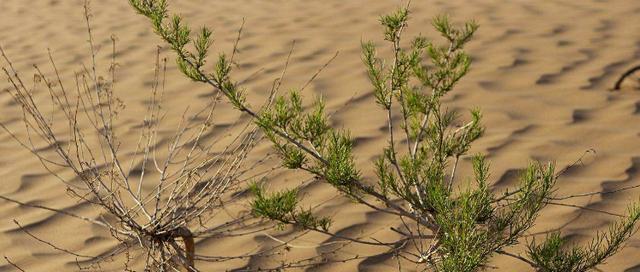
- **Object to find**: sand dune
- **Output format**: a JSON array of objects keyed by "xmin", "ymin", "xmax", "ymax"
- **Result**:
[{"xmin": 1, "ymin": 0, "xmax": 640, "ymax": 271}]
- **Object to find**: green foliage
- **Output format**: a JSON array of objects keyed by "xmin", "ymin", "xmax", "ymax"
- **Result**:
[
  {"xmin": 380, "ymin": 8, "xmax": 409, "ymax": 42},
  {"xmin": 528, "ymin": 233, "xmax": 587, "ymax": 272},
  {"xmin": 528, "ymin": 205, "xmax": 640, "ymax": 272},
  {"xmin": 250, "ymin": 183, "xmax": 298, "ymax": 224},
  {"xmin": 130, "ymin": 0, "xmax": 247, "ymax": 110},
  {"xmin": 323, "ymin": 131, "xmax": 360, "ymax": 192},
  {"xmin": 250, "ymin": 183, "xmax": 331, "ymax": 231},
  {"xmin": 131, "ymin": 1, "xmax": 640, "ymax": 270},
  {"xmin": 362, "ymin": 41, "xmax": 390, "ymax": 109},
  {"xmin": 432, "ymin": 15, "xmax": 478, "ymax": 51}
]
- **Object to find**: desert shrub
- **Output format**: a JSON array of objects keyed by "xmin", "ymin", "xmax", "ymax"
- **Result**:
[
  {"xmin": 130, "ymin": 1, "xmax": 640, "ymax": 271},
  {"xmin": 128, "ymin": 1, "xmax": 640, "ymax": 271},
  {"xmin": 0, "ymin": 2, "xmax": 287, "ymax": 271}
]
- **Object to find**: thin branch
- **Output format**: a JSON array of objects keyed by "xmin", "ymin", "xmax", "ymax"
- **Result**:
[
  {"xmin": 544, "ymin": 201, "xmax": 625, "ymax": 217},
  {"xmin": 4, "ymin": 256, "xmax": 26, "ymax": 272},
  {"xmin": 497, "ymin": 250, "xmax": 536, "ymax": 267},
  {"xmin": 300, "ymin": 51, "xmax": 339, "ymax": 92},
  {"xmin": 13, "ymin": 219, "xmax": 95, "ymax": 259}
]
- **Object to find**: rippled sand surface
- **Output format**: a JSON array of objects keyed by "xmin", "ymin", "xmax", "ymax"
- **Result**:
[{"xmin": 1, "ymin": 0, "xmax": 640, "ymax": 271}]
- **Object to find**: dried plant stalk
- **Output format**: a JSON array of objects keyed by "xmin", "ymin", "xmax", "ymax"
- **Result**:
[{"xmin": 0, "ymin": 2, "xmax": 270, "ymax": 271}]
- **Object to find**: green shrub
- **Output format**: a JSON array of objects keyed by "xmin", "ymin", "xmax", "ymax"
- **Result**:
[{"xmin": 35, "ymin": 0, "xmax": 633, "ymax": 270}]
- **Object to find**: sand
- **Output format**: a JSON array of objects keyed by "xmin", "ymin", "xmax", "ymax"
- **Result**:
[{"xmin": 1, "ymin": 0, "xmax": 640, "ymax": 271}]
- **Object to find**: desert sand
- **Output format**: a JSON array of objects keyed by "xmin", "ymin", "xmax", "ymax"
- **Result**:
[{"xmin": 1, "ymin": 0, "xmax": 640, "ymax": 271}]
